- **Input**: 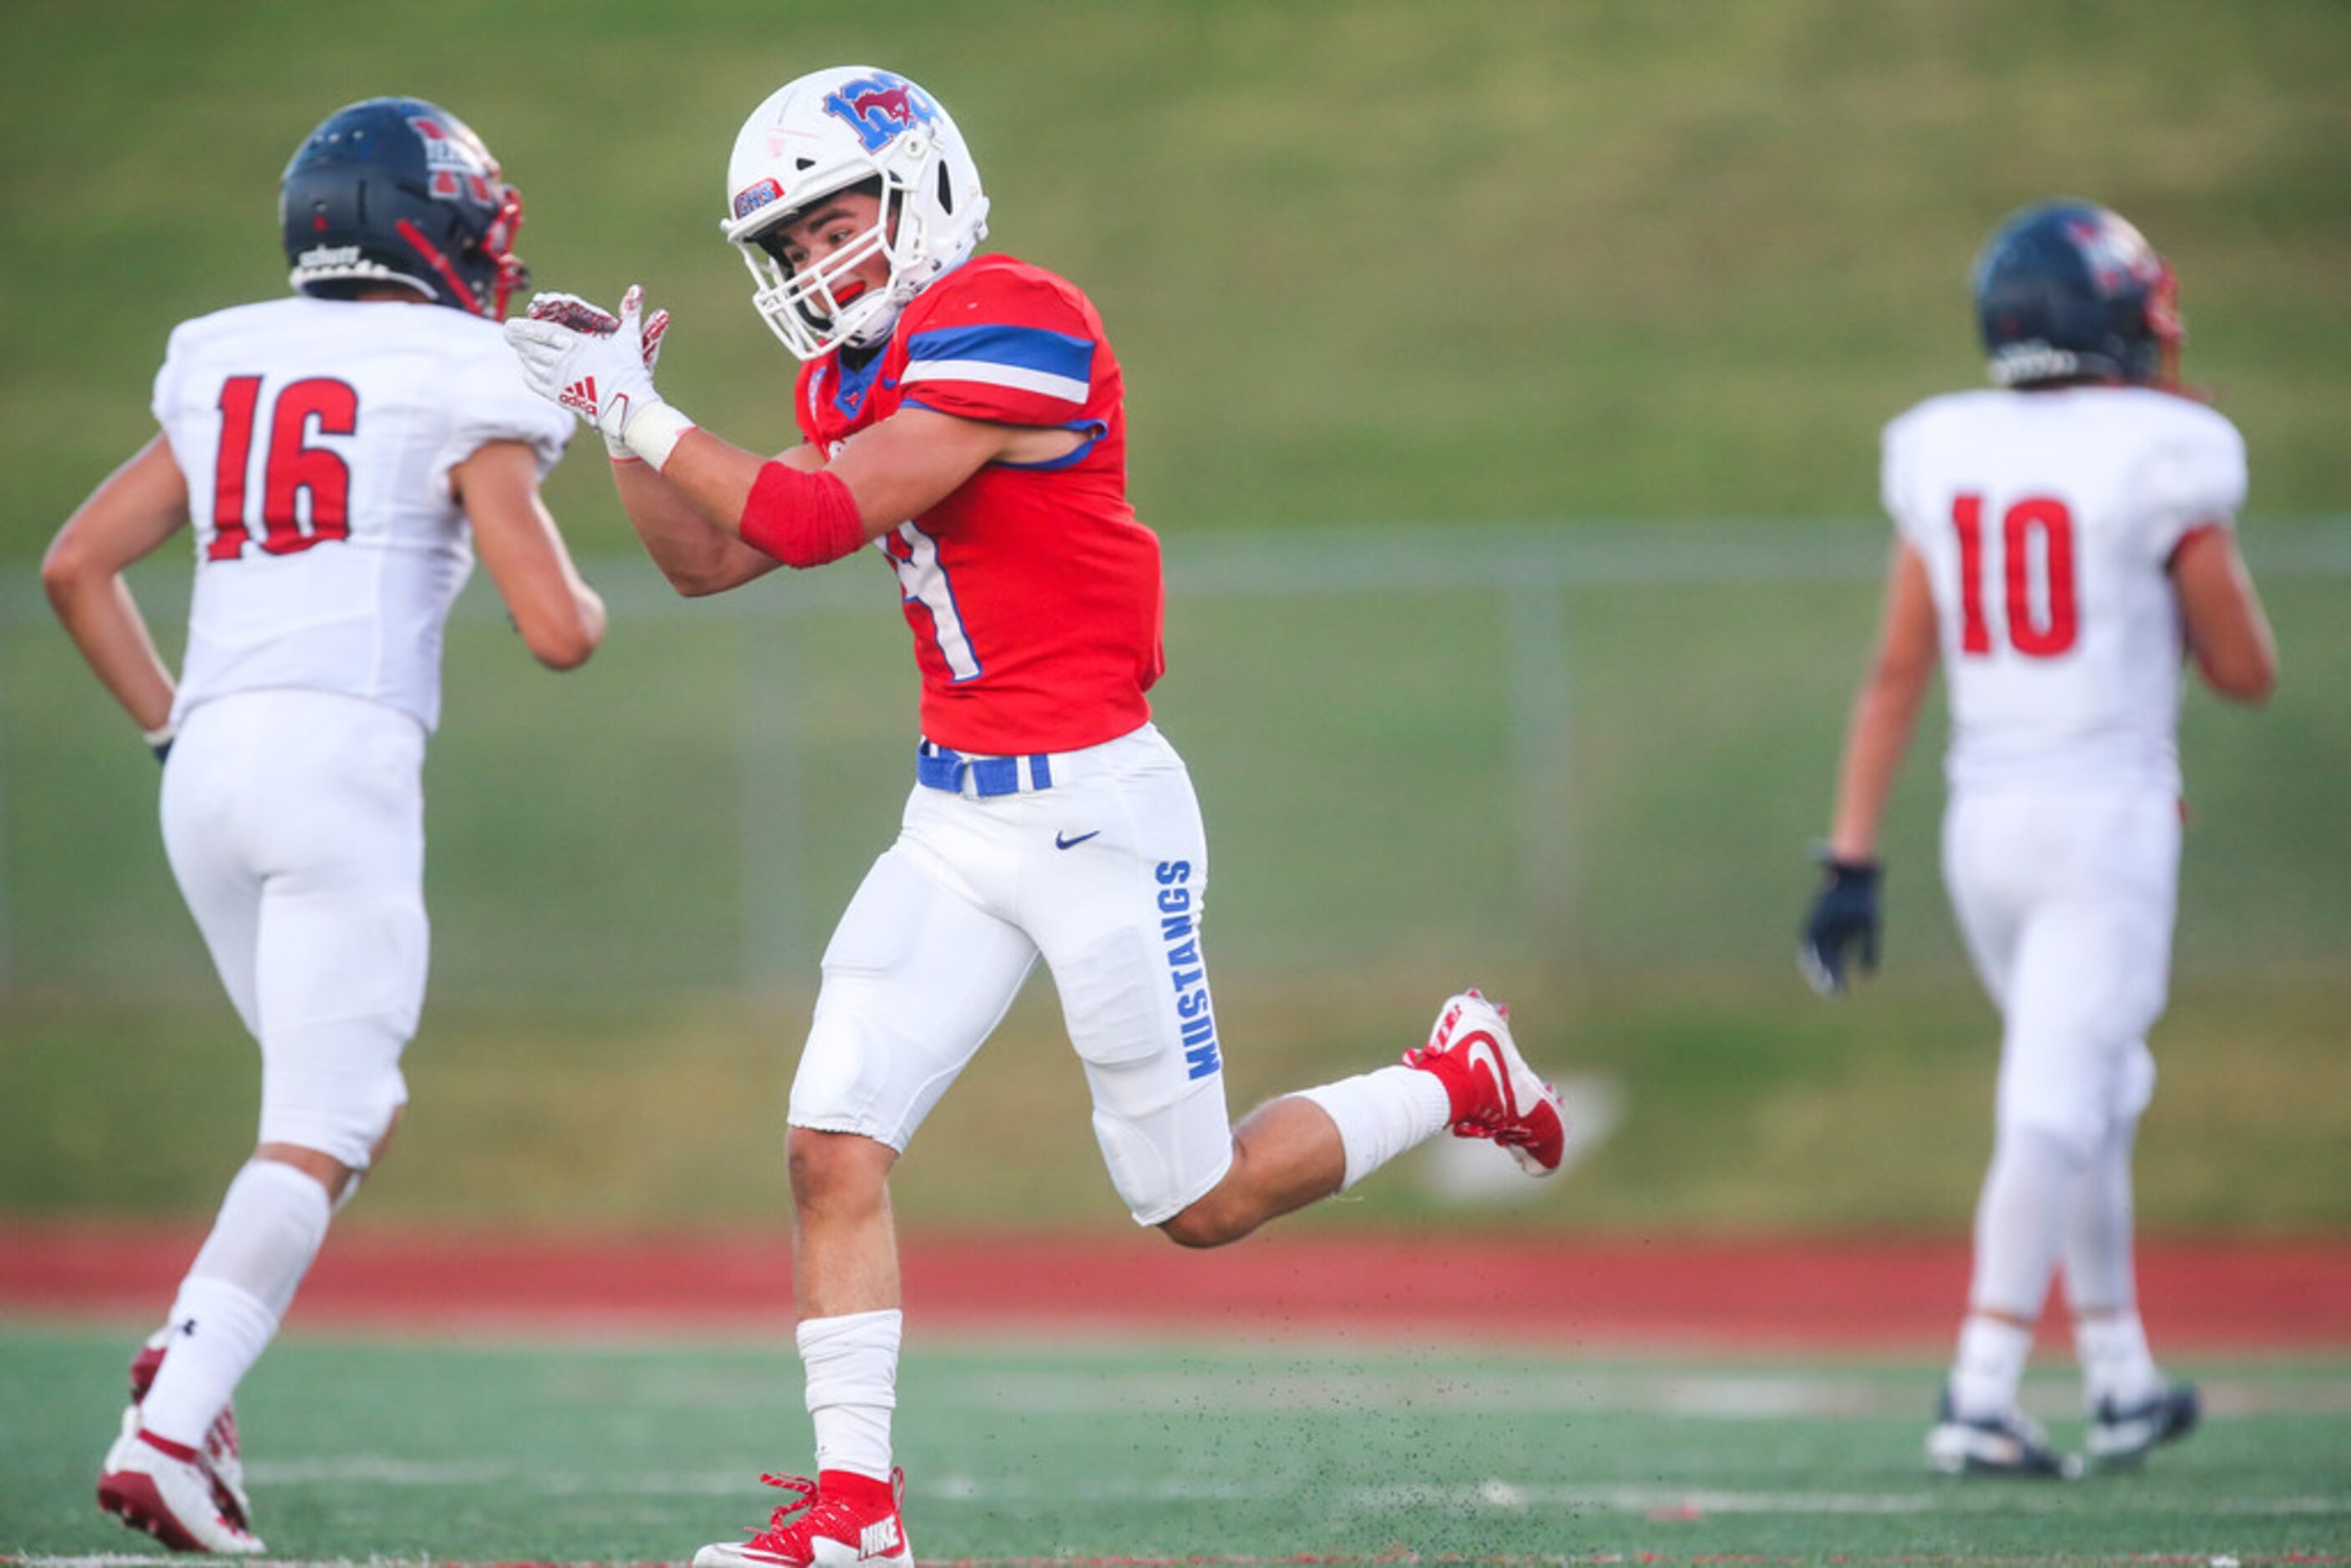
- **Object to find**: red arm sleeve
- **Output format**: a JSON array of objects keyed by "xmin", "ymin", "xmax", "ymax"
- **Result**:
[{"xmin": 738, "ymin": 462, "xmax": 866, "ymax": 569}]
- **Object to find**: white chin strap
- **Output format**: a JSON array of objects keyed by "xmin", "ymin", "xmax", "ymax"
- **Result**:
[{"xmin": 839, "ymin": 292, "xmax": 907, "ymax": 348}]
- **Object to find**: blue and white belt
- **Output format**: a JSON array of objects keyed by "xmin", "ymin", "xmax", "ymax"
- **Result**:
[{"xmin": 916, "ymin": 739, "xmax": 1056, "ymax": 797}]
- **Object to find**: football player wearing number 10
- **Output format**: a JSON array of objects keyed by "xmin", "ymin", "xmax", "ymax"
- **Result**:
[
  {"xmin": 1801, "ymin": 200, "xmax": 2277, "ymax": 1479},
  {"xmin": 503, "ymin": 65, "xmax": 1569, "ymax": 1567},
  {"xmin": 43, "ymin": 98, "xmax": 604, "ymax": 1551}
]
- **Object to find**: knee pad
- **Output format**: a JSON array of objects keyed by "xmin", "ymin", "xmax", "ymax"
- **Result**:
[
  {"xmin": 1994, "ymin": 1093, "xmax": 2103, "ymax": 1166},
  {"xmin": 2112, "ymin": 1039, "xmax": 2156, "ymax": 1125},
  {"xmin": 1998, "ymin": 1026, "xmax": 2161, "ymax": 1164},
  {"xmin": 1092, "ymin": 1103, "xmax": 1179, "ymax": 1224},
  {"xmin": 787, "ymin": 1004, "xmax": 918, "ymax": 1151},
  {"xmin": 258, "ymin": 1020, "xmax": 408, "ymax": 1171},
  {"xmin": 1087, "ymin": 1068, "xmax": 1233, "ymax": 1226},
  {"xmin": 1996, "ymin": 1019, "xmax": 2136, "ymax": 1165},
  {"xmin": 788, "ymin": 992, "xmax": 993, "ymax": 1152},
  {"xmin": 787, "ymin": 847, "xmax": 1034, "ymax": 1150}
]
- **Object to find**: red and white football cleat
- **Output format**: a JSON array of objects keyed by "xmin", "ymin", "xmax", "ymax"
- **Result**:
[
  {"xmin": 126, "ymin": 1331, "xmax": 252, "ymax": 1530},
  {"xmin": 691, "ymin": 1469, "xmax": 913, "ymax": 1568},
  {"xmin": 96, "ymin": 1429, "xmax": 265, "ymax": 1555},
  {"xmin": 1403, "ymin": 989, "xmax": 1568, "ymax": 1176}
]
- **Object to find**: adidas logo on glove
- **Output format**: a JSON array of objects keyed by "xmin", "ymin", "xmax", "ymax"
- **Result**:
[{"xmin": 558, "ymin": 377, "xmax": 599, "ymax": 417}]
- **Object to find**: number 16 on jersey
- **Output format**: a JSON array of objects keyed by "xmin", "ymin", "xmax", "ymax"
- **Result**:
[{"xmin": 207, "ymin": 374, "xmax": 361, "ymax": 561}]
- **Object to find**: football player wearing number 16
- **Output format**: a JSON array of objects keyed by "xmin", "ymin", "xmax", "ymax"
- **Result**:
[
  {"xmin": 504, "ymin": 65, "xmax": 1569, "ymax": 1568},
  {"xmin": 43, "ymin": 99, "xmax": 604, "ymax": 1552},
  {"xmin": 1800, "ymin": 200, "xmax": 2276, "ymax": 1479}
]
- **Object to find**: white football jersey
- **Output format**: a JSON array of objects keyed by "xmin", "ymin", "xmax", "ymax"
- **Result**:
[
  {"xmin": 1881, "ymin": 386, "xmax": 2245, "ymax": 791},
  {"xmin": 152, "ymin": 296, "xmax": 571, "ymax": 731}
]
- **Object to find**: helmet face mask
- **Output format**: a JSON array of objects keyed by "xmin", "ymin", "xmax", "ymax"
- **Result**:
[
  {"xmin": 740, "ymin": 178, "xmax": 904, "ymax": 356},
  {"xmin": 281, "ymin": 97, "xmax": 528, "ymax": 318},
  {"xmin": 1973, "ymin": 200, "xmax": 2181, "ymax": 390},
  {"xmin": 720, "ymin": 68, "xmax": 990, "ymax": 361}
]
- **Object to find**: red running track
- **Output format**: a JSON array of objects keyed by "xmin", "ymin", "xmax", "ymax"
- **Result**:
[{"xmin": 1, "ymin": 1225, "xmax": 2343, "ymax": 1351}]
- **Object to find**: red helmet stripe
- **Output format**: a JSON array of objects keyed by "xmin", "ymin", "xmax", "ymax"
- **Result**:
[{"xmin": 394, "ymin": 217, "xmax": 486, "ymax": 316}]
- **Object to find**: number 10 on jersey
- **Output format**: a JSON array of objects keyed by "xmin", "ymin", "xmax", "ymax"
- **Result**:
[{"xmin": 1952, "ymin": 493, "xmax": 2079, "ymax": 659}]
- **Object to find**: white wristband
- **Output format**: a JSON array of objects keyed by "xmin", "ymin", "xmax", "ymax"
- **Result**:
[
  {"xmin": 142, "ymin": 719, "xmax": 178, "ymax": 751},
  {"xmin": 622, "ymin": 402, "xmax": 697, "ymax": 472}
]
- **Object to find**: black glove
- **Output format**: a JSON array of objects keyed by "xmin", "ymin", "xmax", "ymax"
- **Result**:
[{"xmin": 1799, "ymin": 855, "xmax": 1881, "ymax": 996}]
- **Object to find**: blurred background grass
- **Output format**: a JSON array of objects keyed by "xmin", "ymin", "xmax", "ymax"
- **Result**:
[{"xmin": 2, "ymin": 0, "xmax": 2344, "ymax": 1237}]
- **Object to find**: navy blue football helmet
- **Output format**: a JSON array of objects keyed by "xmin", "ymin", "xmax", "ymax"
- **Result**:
[
  {"xmin": 280, "ymin": 97, "xmax": 527, "ymax": 318},
  {"xmin": 1972, "ymin": 200, "xmax": 2182, "ymax": 387}
]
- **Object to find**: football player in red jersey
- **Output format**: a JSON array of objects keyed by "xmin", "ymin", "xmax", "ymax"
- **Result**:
[{"xmin": 507, "ymin": 66, "xmax": 1568, "ymax": 1566}]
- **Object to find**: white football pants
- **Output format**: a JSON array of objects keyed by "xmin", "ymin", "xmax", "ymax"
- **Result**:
[
  {"xmin": 1942, "ymin": 778, "xmax": 2175, "ymax": 1161},
  {"xmin": 162, "ymin": 689, "xmax": 426, "ymax": 1168},
  {"xmin": 788, "ymin": 723, "xmax": 1236, "ymax": 1225}
]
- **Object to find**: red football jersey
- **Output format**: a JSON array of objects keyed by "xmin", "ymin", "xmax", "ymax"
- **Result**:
[{"xmin": 793, "ymin": 254, "xmax": 1165, "ymax": 753}]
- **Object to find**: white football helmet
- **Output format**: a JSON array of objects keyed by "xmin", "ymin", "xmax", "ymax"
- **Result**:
[{"xmin": 720, "ymin": 67, "xmax": 990, "ymax": 361}]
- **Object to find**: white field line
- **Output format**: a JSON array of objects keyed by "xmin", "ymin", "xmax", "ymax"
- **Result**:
[
  {"xmin": 917, "ymin": 1368, "xmax": 1892, "ymax": 1417},
  {"xmin": 902, "ymin": 1368, "xmax": 2351, "ymax": 1419},
  {"xmin": 1347, "ymin": 1480, "xmax": 2351, "ymax": 1518},
  {"xmin": 219, "ymin": 1366, "xmax": 2351, "ymax": 1438},
  {"xmin": 219, "ymin": 1457, "xmax": 2351, "ymax": 1520}
]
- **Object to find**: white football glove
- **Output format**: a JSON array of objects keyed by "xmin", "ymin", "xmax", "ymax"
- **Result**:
[
  {"xmin": 524, "ymin": 288, "xmax": 672, "ymax": 372},
  {"xmin": 504, "ymin": 286, "xmax": 692, "ymax": 467},
  {"xmin": 534, "ymin": 287, "xmax": 670, "ymax": 458}
]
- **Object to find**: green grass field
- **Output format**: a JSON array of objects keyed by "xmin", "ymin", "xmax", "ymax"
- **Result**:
[{"xmin": 3, "ymin": 1325, "xmax": 2344, "ymax": 1564}]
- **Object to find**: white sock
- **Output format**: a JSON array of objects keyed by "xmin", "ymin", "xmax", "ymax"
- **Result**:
[
  {"xmin": 140, "ymin": 1161, "xmax": 332, "ymax": 1446},
  {"xmin": 1292, "ymin": 1065, "xmax": 1452, "ymax": 1190},
  {"xmin": 1949, "ymin": 1313, "xmax": 2035, "ymax": 1419},
  {"xmin": 801, "ymin": 1308, "xmax": 901, "ymax": 1481},
  {"xmin": 2075, "ymin": 1313, "xmax": 2163, "ymax": 1410}
]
